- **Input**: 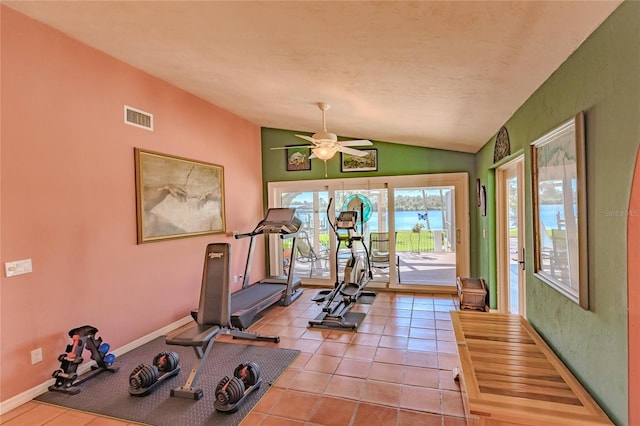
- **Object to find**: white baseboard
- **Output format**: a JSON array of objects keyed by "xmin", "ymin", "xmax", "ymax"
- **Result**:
[{"xmin": 0, "ymin": 315, "xmax": 192, "ymax": 415}]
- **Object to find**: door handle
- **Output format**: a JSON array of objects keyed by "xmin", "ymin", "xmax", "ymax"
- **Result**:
[{"xmin": 518, "ymin": 247, "xmax": 525, "ymax": 270}]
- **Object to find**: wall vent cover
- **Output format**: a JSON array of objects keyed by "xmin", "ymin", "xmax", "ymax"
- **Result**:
[{"xmin": 124, "ymin": 105, "xmax": 153, "ymax": 131}]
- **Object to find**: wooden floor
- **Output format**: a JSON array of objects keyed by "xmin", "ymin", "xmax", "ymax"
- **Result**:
[{"xmin": 1, "ymin": 291, "xmax": 466, "ymax": 426}]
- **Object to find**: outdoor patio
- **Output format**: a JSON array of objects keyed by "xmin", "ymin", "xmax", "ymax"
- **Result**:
[{"xmin": 290, "ymin": 250, "xmax": 457, "ymax": 287}]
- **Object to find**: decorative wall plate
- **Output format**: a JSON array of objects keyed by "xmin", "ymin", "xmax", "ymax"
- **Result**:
[{"xmin": 493, "ymin": 126, "xmax": 511, "ymax": 163}]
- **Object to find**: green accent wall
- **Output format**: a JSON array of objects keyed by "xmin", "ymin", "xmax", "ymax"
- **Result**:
[
  {"xmin": 261, "ymin": 128, "xmax": 476, "ymax": 180},
  {"xmin": 475, "ymin": 2, "xmax": 638, "ymax": 424},
  {"xmin": 261, "ymin": 128, "xmax": 480, "ymax": 276}
]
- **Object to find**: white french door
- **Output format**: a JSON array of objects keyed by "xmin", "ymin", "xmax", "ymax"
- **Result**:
[{"xmin": 496, "ymin": 157, "xmax": 526, "ymax": 316}]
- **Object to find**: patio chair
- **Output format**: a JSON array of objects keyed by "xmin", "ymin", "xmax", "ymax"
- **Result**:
[
  {"xmin": 369, "ymin": 232, "xmax": 401, "ymax": 283},
  {"xmin": 550, "ymin": 229, "xmax": 569, "ymax": 280},
  {"xmin": 296, "ymin": 230, "xmax": 329, "ymax": 277}
]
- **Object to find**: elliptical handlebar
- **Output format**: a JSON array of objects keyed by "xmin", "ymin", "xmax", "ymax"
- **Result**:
[{"xmin": 326, "ymin": 197, "xmax": 372, "ymax": 285}]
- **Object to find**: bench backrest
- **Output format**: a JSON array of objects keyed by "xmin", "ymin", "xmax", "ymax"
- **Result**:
[{"xmin": 197, "ymin": 243, "xmax": 231, "ymax": 327}]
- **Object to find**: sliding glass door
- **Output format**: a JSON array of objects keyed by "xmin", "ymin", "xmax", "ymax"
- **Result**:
[
  {"xmin": 267, "ymin": 173, "xmax": 469, "ymax": 290},
  {"xmin": 279, "ymin": 190, "xmax": 330, "ymax": 280},
  {"xmin": 393, "ymin": 186, "xmax": 456, "ymax": 286}
]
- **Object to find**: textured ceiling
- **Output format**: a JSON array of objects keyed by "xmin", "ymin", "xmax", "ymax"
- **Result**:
[{"xmin": 5, "ymin": 1, "xmax": 621, "ymax": 153}]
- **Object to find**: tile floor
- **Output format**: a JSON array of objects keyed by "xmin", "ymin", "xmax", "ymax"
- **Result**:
[{"xmin": 0, "ymin": 290, "xmax": 465, "ymax": 426}]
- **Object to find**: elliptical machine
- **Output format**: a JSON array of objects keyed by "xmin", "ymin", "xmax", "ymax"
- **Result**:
[{"xmin": 308, "ymin": 199, "xmax": 375, "ymax": 330}]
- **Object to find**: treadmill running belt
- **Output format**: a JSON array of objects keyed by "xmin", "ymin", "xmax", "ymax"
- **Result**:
[{"xmin": 231, "ymin": 283, "xmax": 284, "ymax": 313}]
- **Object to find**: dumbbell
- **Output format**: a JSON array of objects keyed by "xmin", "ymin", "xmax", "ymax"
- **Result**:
[
  {"xmin": 153, "ymin": 351, "xmax": 180, "ymax": 373},
  {"xmin": 214, "ymin": 362, "xmax": 261, "ymax": 406},
  {"xmin": 128, "ymin": 351, "xmax": 180, "ymax": 391},
  {"xmin": 94, "ymin": 342, "xmax": 116, "ymax": 366}
]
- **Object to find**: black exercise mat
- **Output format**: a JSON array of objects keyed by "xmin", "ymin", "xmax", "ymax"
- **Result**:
[{"xmin": 36, "ymin": 337, "xmax": 300, "ymax": 426}]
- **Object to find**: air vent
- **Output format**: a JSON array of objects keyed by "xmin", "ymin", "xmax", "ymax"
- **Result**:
[{"xmin": 124, "ymin": 105, "xmax": 153, "ymax": 131}]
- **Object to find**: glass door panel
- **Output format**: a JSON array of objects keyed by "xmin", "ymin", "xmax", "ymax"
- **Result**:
[
  {"xmin": 497, "ymin": 157, "xmax": 525, "ymax": 316},
  {"xmin": 507, "ymin": 174, "xmax": 520, "ymax": 313},
  {"xmin": 280, "ymin": 191, "xmax": 330, "ymax": 279},
  {"xmin": 393, "ymin": 187, "xmax": 457, "ymax": 286}
]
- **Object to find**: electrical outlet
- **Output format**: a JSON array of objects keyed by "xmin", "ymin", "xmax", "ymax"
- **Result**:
[
  {"xmin": 31, "ymin": 348, "xmax": 43, "ymax": 364},
  {"xmin": 5, "ymin": 258, "xmax": 33, "ymax": 277}
]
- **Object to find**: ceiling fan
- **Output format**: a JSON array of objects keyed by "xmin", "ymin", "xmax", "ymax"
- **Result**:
[{"xmin": 272, "ymin": 102, "xmax": 372, "ymax": 163}]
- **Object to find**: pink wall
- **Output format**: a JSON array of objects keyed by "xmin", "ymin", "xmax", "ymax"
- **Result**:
[
  {"xmin": 0, "ymin": 7, "xmax": 265, "ymax": 400},
  {"xmin": 629, "ymin": 148, "xmax": 640, "ymax": 425}
]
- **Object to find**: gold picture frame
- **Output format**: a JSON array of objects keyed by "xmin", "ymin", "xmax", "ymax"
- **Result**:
[
  {"xmin": 134, "ymin": 148, "xmax": 225, "ymax": 243},
  {"xmin": 531, "ymin": 112, "xmax": 588, "ymax": 309}
]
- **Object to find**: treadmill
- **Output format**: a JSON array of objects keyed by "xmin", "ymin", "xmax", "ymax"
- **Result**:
[{"xmin": 230, "ymin": 208, "xmax": 303, "ymax": 329}]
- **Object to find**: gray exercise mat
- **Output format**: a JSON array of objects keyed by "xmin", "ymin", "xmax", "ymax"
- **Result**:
[{"xmin": 36, "ymin": 337, "xmax": 300, "ymax": 425}]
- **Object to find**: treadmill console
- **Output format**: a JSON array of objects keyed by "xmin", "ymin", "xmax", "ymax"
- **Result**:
[
  {"xmin": 336, "ymin": 211, "xmax": 358, "ymax": 230},
  {"xmin": 254, "ymin": 208, "xmax": 302, "ymax": 234}
]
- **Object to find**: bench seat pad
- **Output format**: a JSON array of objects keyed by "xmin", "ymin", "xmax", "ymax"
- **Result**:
[{"xmin": 166, "ymin": 324, "xmax": 221, "ymax": 346}]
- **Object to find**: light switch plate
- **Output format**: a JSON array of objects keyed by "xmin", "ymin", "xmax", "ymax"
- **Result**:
[{"xmin": 5, "ymin": 259, "xmax": 33, "ymax": 277}]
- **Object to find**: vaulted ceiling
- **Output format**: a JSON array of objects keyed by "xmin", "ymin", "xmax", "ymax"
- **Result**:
[{"xmin": 5, "ymin": 1, "xmax": 622, "ymax": 153}]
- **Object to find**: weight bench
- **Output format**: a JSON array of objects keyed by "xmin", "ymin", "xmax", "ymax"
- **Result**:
[{"xmin": 166, "ymin": 243, "xmax": 275, "ymax": 400}]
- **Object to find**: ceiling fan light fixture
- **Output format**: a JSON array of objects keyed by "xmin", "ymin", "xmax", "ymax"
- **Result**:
[
  {"xmin": 312, "ymin": 145, "xmax": 338, "ymax": 161},
  {"xmin": 312, "ymin": 130, "xmax": 337, "ymax": 142}
]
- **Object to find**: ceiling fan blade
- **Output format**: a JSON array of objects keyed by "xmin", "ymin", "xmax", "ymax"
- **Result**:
[
  {"xmin": 270, "ymin": 145, "xmax": 313, "ymax": 150},
  {"xmin": 295, "ymin": 134, "xmax": 319, "ymax": 144},
  {"xmin": 337, "ymin": 146, "xmax": 369, "ymax": 157},
  {"xmin": 338, "ymin": 139, "xmax": 372, "ymax": 147}
]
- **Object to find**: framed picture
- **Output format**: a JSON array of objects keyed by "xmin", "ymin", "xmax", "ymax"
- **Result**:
[
  {"xmin": 480, "ymin": 185, "xmax": 487, "ymax": 217},
  {"xmin": 134, "ymin": 148, "xmax": 225, "ymax": 243},
  {"xmin": 286, "ymin": 146, "xmax": 311, "ymax": 171},
  {"xmin": 341, "ymin": 149, "xmax": 378, "ymax": 172},
  {"xmin": 476, "ymin": 178, "xmax": 481, "ymax": 206},
  {"xmin": 531, "ymin": 111, "xmax": 588, "ymax": 309}
]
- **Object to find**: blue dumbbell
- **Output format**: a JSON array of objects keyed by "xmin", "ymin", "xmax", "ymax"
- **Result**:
[{"xmin": 104, "ymin": 353, "xmax": 116, "ymax": 366}]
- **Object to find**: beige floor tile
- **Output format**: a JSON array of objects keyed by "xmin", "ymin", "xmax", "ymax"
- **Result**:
[
  {"xmin": 374, "ymin": 347, "xmax": 405, "ymax": 364},
  {"xmin": 368, "ymin": 362, "xmax": 404, "ymax": 383},
  {"xmin": 269, "ymin": 390, "xmax": 319, "ymax": 421},
  {"xmin": 398, "ymin": 409, "xmax": 442, "ymax": 426},
  {"xmin": 316, "ymin": 341, "xmax": 349, "ymax": 357},
  {"xmin": 361, "ymin": 380, "xmax": 402, "ymax": 406},
  {"xmin": 343, "ymin": 344, "xmax": 377, "ymax": 361},
  {"xmin": 305, "ymin": 354, "xmax": 341, "ymax": 374},
  {"xmin": 351, "ymin": 402, "xmax": 398, "ymax": 426},
  {"xmin": 334, "ymin": 358, "xmax": 372, "ymax": 379},
  {"xmin": 288, "ymin": 370, "xmax": 332, "ymax": 393},
  {"xmin": 307, "ymin": 396, "xmax": 357, "ymax": 426},
  {"xmin": 323, "ymin": 375, "xmax": 365, "ymax": 400},
  {"xmin": 399, "ymin": 385, "xmax": 441, "ymax": 413},
  {"xmin": 403, "ymin": 365, "xmax": 440, "ymax": 388}
]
